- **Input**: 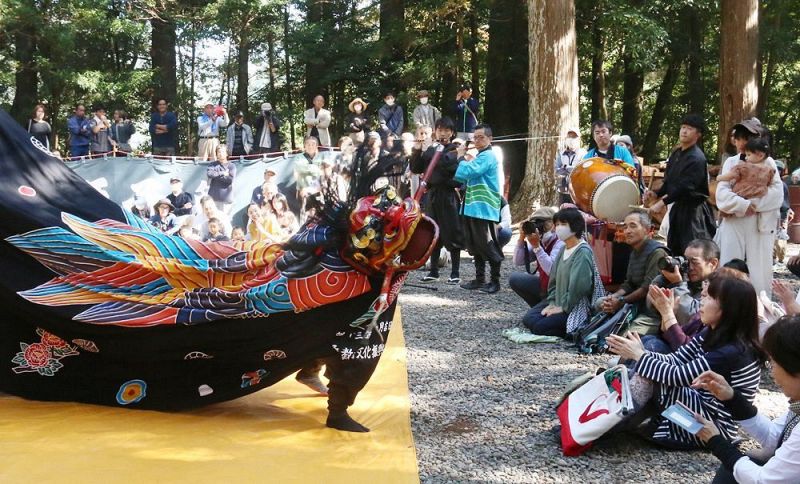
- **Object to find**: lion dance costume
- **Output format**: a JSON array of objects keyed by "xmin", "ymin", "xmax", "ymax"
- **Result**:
[{"xmin": 0, "ymin": 110, "xmax": 440, "ymax": 432}]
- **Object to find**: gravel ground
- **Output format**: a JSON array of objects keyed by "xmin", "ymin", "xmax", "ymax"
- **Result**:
[{"xmin": 401, "ymin": 241, "xmax": 798, "ymax": 484}]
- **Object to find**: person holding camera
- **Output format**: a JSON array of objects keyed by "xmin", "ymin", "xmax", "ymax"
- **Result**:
[
  {"xmin": 254, "ymin": 102, "xmax": 282, "ymax": 154},
  {"xmin": 639, "ymin": 239, "xmax": 722, "ymax": 353},
  {"xmin": 510, "ymin": 207, "xmax": 561, "ymax": 308},
  {"xmin": 197, "ymin": 103, "xmax": 229, "ymax": 161},
  {"xmin": 452, "ymin": 83, "xmax": 479, "ymax": 140},
  {"xmin": 110, "ymin": 109, "xmax": 135, "ymax": 153},
  {"xmin": 596, "ymin": 210, "xmax": 668, "ymax": 334}
]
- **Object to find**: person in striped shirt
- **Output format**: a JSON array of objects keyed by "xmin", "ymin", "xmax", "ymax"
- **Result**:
[{"xmin": 608, "ymin": 276, "xmax": 765, "ymax": 449}]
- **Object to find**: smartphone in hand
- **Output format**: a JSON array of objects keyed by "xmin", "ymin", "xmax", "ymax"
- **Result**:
[{"xmin": 661, "ymin": 402, "xmax": 703, "ymax": 435}]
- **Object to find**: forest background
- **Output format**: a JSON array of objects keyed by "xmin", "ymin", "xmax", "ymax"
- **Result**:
[{"xmin": 1, "ymin": 0, "xmax": 797, "ymax": 214}]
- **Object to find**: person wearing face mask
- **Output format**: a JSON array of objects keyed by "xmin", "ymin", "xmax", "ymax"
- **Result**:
[
  {"xmin": 522, "ymin": 208, "xmax": 604, "ymax": 336},
  {"xmin": 597, "ymin": 210, "xmax": 668, "ymax": 334},
  {"xmin": 555, "ymin": 127, "xmax": 586, "ymax": 203},
  {"xmin": 345, "ymin": 97, "xmax": 370, "ymax": 146},
  {"xmin": 378, "ymin": 91, "xmax": 404, "ymax": 143},
  {"xmin": 412, "ymin": 90, "xmax": 441, "ymax": 129},
  {"xmin": 511, "ymin": 207, "xmax": 561, "ymax": 308}
]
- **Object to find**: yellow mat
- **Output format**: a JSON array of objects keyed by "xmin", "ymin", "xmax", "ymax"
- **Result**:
[{"xmin": 0, "ymin": 310, "xmax": 418, "ymax": 484}]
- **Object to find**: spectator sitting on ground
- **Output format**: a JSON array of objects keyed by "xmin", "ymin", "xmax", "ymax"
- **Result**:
[
  {"xmin": 149, "ymin": 199, "xmax": 180, "ymax": 235},
  {"xmin": 644, "ymin": 264, "xmax": 750, "ymax": 354},
  {"xmin": 523, "ymin": 208, "xmax": 602, "ymax": 337},
  {"xmin": 203, "ymin": 217, "xmax": 231, "ymax": 243},
  {"xmin": 271, "ymin": 194, "xmax": 299, "ymax": 237},
  {"xmin": 251, "ymin": 168, "xmax": 278, "ymax": 206},
  {"xmin": 496, "ymin": 198, "xmax": 512, "ymax": 248},
  {"xmin": 596, "ymin": 210, "xmax": 668, "ymax": 335},
  {"xmin": 206, "ymin": 146, "xmax": 236, "ymax": 213},
  {"xmin": 638, "ymin": 240, "xmax": 723, "ymax": 354},
  {"xmin": 607, "ymin": 276, "xmax": 765, "ymax": 450},
  {"xmin": 230, "ymin": 226, "xmax": 246, "ymax": 243},
  {"xmin": 246, "ymin": 203, "xmax": 281, "ymax": 243},
  {"xmin": 695, "ymin": 316, "xmax": 800, "ymax": 483},
  {"xmin": 510, "ymin": 206, "xmax": 560, "ymax": 309},
  {"xmin": 131, "ymin": 196, "xmax": 150, "ymax": 220},
  {"xmin": 198, "ymin": 196, "xmax": 232, "ymax": 238},
  {"xmin": 226, "ymin": 111, "xmax": 254, "ymax": 157},
  {"xmin": 166, "ymin": 177, "xmax": 194, "ymax": 217}
]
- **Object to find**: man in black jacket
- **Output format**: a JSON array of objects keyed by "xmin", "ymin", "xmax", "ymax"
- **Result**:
[{"xmin": 647, "ymin": 114, "xmax": 716, "ymax": 255}]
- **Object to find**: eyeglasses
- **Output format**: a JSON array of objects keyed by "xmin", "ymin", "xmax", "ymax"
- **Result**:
[{"xmin": 473, "ymin": 135, "xmax": 488, "ymax": 140}]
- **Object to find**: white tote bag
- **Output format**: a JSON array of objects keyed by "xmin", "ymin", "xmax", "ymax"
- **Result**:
[{"xmin": 556, "ymin": 365, "xmax": 634, "ymax": 456}]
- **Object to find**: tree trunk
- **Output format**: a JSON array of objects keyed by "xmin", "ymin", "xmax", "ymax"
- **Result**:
[
  {"xmin": 236, "ymin": 34, "xmax": 250, "ymax": 117},
  {"xmin": 187, "ymin": 24, "xmax": 197, "ymax": 156},
  {"xmin": 150, "ymin": 17, "xmax": 177, "ymax": 107},
  {"xmin": 513, "ymin": 0, "xmax": 579, "ymax": 220},
  {"xmin": 267, "ymin": 31, "xmax": 277, "ymax": 99},
  {"xmin": 469, "ymin": 11, "xmax": 481, "ymax": 101},
  {"xmin": 641, "ymin": 54, "xmax": 682, "ymax": 161},
  {"xmin": 685, "ymin": 5, "xmax": 705, "ymax": 114},
  {"xmin": 719, "ymin": 0, "xmax": 759, "ymax": 159},
  {"xmin": 10, "ymin": 28, "xmax": 39, "ymax": 125},
  {"xmin": 284, "ymin": 5, "xmax": 296, "ymax": 150},
  {"xmin": 590, "ymin": 3, "xmax": 607, "ymax": 122},
  {"xmin": 621, "ymin": 50, "xmax": 644, "ymax": 138},
  {"xmin": 485, "ymin": 0, "xmax": 528, "ymax": 200},
  {"xmin": 455, "ymin": 16, "xmax": 464, "ymax": 85},
  {"xmin": 304, "ymin": 0, "xmax": 326, "ymax": 106}
]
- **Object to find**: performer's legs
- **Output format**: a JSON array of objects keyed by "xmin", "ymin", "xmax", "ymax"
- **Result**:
[
  {"xmin": 295, "ymin": 359, "xmax": 328, "ymax": 395},
  {"xmin": 423, "ymin": 239, "xmax": 444, "ymax": 281},
  {"xmin": 462, "ymin": 253, "xmax": 486, "ymax": 290},
  {"xmin": 325, "ymin": 356, "xmax": 379, "ymax": 433}
]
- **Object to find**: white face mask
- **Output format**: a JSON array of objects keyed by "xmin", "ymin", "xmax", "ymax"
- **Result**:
[
  {"xmin": 555, "ymin": 225, "xmax": 574, "ymax": 241},
  {"xmin": 541, "ymin": 231, "xmax": 557, "ymax": 246},
  {"xmin": 564, "ymin": 137, "xmax": 580, "ymax": 152},
  {"xmin": 385, "ymin": 99, "xmax": 395, "ymax": 106},
  {"xmin": 420, "ymin": 97, "xmax": 429, "ymax": 105}
]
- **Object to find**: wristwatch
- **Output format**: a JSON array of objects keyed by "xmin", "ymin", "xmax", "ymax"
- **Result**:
[{"xmin": 617, "ymin": 296, "xmax": 625, "ymax": 304}]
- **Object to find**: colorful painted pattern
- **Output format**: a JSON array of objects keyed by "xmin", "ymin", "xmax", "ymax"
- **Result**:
[
  {"xmin": 11, "ymin": 328, "xmax": 79, "ymax": 376},
  {"xmin": 116, "ymin": 379, "xmax": 147, "ymax": 405},
  {"xmin": 7, "ymin": 212, "xmax": 372, "ymax": 327}
]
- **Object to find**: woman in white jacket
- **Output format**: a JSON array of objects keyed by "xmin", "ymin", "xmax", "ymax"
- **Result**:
[
  {"xmin": 714, "ymin": 119, "xmax": 783, "ymax": 296},
  {"xmin": 694, "ymin": 315, "xmax": 800, "ymax": 484}
]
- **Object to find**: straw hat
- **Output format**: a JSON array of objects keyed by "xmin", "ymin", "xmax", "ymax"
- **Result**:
[{"xmin": 348, "ymin": 98, "xmax": 368, "ymax": 113}]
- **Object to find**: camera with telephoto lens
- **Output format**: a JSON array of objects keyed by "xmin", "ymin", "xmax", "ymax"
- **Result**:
[
  {"xmin": 658, "ymin": 256, "xmax": 688, "ymax": 274},
  {"xmin": 521, "ymin": 219, "xmax": 547, "ymax": 236}
]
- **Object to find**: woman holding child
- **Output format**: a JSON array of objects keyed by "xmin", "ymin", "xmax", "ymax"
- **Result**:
[{"xmin": 715, "ymin": 119, "xmax": 783, "ymax": 296}]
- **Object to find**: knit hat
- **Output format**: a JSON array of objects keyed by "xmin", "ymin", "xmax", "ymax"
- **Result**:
[
  {"xmin": 417, "ymin": 90, "xmax": 431, "ymax": 98},
  {"xmin": 261, "ymin": 102, "xmax": 272, "ymax": 111}
]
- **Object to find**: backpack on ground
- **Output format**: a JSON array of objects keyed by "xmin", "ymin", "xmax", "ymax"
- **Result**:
[{"xmin": 574, "ymin": 303, "xmax": 636, "ymax": 354}]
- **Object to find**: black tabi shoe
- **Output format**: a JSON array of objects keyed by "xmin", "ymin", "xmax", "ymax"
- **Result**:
[
  {"xmin": 420, "ymin": 274, "xmax": 439, "ymax": 283},
  {"xmin": 460, "ymin": 279, "xmax": 485, "ymax": 290},
  {"xmin": 479, "ymin": 281, "xmax": 500, "ymax": 294},
  {"xmin": 446, "ymin": 276, "xmax": 461, "ymax": 285}
]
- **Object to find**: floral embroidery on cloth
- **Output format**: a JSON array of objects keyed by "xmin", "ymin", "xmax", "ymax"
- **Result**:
[
  {"xmin": 263, "ymin": 350, "xmax": 286, "ymax": 361},
  {"xmin": 116, "ymin": 379, "xmax": 147, "ymax": 405},
  {"xmin": 11, "ymin": 328, "xmax": 79, "ymax": 376},
  {"xmin": 241, "ymin": 369, "xmax": 268, "ymax": 388}
]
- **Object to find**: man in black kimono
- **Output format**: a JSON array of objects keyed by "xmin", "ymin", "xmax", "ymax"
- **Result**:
[{"xmin": 647, "ymin": 114, "xmax": 716, "ymax": 255}]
